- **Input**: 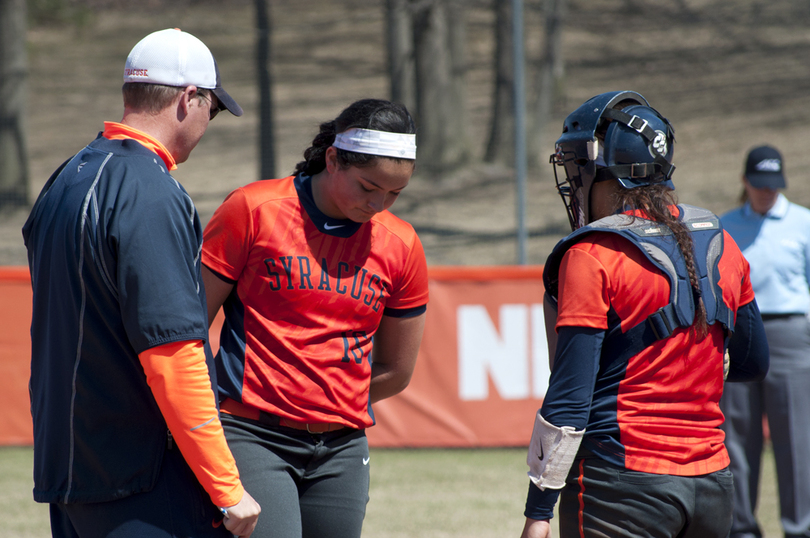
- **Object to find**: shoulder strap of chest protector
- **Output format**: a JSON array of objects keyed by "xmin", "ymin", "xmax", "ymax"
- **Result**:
[{"xmin": 542, "ymin": 204, "xmax": 734, "ymax": 367}]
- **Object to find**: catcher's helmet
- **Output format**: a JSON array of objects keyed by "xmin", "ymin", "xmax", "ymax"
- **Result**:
[{"xmin": 549, "ymin": 90, "xmax": 676, "ymax": 230}]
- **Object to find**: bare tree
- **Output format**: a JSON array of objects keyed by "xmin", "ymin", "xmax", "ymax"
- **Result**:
[
  {"xmin": 0, "ymin": 0, "xmax": 29, "ymax": 208},
  {"xmin": 387, "ymin": 0, "xmax": 416, "ymax": 113},
  {"xmin": 387, "ymin": 0, "xmax": 469, "ymax": 173},
  {"xmin": 529, "ymin": 0, "xmax": 566, "ymax": 167},
  {"xmin": 484, "ymin": 0, "xmax": 515, "ymax": 166},
  {"xmin": 255, "ymin": 0, "xmax": 276, "ymax": 179},
  {"xmin": 445, "ymin": 0, "xmax": 469, "ymax": 166}
]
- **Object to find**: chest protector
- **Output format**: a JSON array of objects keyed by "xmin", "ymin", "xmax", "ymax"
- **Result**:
[{"xmin": 543, "ymin": 204, "xmax": 734, "ymax": 367}]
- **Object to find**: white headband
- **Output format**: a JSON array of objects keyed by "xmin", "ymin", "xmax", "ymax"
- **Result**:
[{"xmin": 333, "ymin": 128, "xmax": 416, "ymax": 160}]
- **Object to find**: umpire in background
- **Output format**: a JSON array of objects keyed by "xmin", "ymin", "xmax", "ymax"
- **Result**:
[
  {"xmin": 720, "ymin": 145, "xmax": 810, "ymax": 538},
  {"xmin": 22, "ymin": 29, "xmax": 260, "ymax": 537}
]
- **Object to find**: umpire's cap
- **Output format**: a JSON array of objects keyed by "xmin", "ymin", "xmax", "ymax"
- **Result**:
[{"xmin": 744, "ymin": 145, "xmax": 786, "ymax": 189}]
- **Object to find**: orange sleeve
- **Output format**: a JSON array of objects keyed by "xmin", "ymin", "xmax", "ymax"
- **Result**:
[
  {"xmin": 202, "ymin": 187, "xmax": 253, "ymax": 281},
  {"xmin": 719, "ymin": 230, "xmax": 756, "ymax": 310},
  {"xmin": 388, "ymin": 232, "xmax": 429, "ymax": 309},
  {"xmin": 139, "ymin": 340, "xmax": 244, "ymax": 508},
  {"xmin": 556, "ymin": 247, "xmax": 611, "ymax": 330}
]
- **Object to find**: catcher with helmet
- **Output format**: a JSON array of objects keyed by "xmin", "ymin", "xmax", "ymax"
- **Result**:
[{"xmin": 520, "ymin": 91, "xmax": 770, "ymax": 538}]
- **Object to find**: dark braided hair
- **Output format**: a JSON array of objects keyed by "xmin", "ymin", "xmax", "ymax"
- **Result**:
[
  {"xmin": 614, "ymin": 184, "xmax": 710, "ymax": 337},
  {"xmin": 293, "ymin": 99, "xmax": 416, "ymax": 177}
]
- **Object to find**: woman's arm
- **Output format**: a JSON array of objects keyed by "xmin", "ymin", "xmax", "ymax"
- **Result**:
[
  {"xmin": 726, "ymin": 300, "xmax": 769, "ymax": 382},
  {"xmin": 369, "ymin": 312, "xmax": 426, "ymax": 403},
  {"xmin": 202, "ymin": 265, "xmax": 235, "ymax": 328},
  {"xmin": 520, "ymin": 518, "xmax": 551, "ymax": 538}
]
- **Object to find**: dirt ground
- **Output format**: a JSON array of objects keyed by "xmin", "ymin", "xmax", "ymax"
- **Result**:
[{"xmin": 3, "ymin": 0, "xmax": 810, "ymax": 267}]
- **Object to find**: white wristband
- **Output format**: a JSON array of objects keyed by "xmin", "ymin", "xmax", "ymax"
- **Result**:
[{"xmin": 526, "ymin": 411, "xmax": 585, "ymax": 490}]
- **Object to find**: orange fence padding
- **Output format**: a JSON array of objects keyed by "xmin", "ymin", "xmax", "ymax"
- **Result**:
[
  {"xmin": 2, "ymin": 265, "xmax": 549, "ymax": 447},
  {"xmin": 0, "ymin": 267, "xmax": 35, "ymax": 445},
  {"xmin": 366, "ymin": 266, "xmax": 549, "ymax": 447}
]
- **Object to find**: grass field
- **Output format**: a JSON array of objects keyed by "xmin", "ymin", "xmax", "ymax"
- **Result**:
[{"xmin": 1, "ymin": 445, "xmax": 782, "ymax": 537}]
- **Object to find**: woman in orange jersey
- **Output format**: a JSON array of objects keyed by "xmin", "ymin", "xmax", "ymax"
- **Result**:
[
  {"xmin": 519, "ymin": 91, "xmax": 769, "ymax": 538},
  {"xmin": 201, "ymin": 99, "xmax": 428, "ymax": 538}
]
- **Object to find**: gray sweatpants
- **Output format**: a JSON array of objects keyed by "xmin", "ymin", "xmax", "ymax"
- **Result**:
[
  {"xmin": 221, "ymin": 414, "xmax": 370, "ymax": 538},
  {"xmin": 721, "ymin": 314, "xmax": 810, "ymax": 538}
]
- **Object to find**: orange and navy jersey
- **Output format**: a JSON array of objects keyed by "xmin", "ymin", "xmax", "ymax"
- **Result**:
[
  {"xmin": 202, "ymin": 175, "xmax": 429, "ymax": 429},
  {"xmin": 545, "ymin": 218, "xmax": 755, "ymax": 476}
]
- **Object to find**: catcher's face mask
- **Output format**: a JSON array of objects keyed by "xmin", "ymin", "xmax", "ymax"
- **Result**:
[{"xmin": 550, "ymin": 141, "xmax": 594, "ymax": 231}]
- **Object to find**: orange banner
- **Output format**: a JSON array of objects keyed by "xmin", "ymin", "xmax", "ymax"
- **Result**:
[
  {"xmin": 366, "ymin": 266, "xmax": 548, "ymax": 447},
  {"xmin": 0, "ymin": 267, "xmax": 35, "ymax": 445},
  {"xmin": 2, "ymin": 266, "xmax": 548, "ymax": 447}
]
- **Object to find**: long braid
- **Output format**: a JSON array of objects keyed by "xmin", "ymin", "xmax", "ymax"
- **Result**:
[
  {"xmin": 293, "ymin": 120, "xmax": 338, "ymax": 177},
  {"xmin": 615, "ymin": 184, "xmax": 710, "ymax": 337}
]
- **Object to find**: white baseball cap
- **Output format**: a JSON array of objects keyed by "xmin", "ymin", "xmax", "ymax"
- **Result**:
[{"xmin": 123, "ymin": 28, "xmax": 243, "ymax": 116}]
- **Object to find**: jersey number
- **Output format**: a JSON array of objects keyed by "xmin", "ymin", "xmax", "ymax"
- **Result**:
[{"xmin": 341, "ymin": 331, "xmax": 368, "ymax": 364}]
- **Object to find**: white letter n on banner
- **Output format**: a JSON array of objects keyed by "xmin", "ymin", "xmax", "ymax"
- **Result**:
[{"xmin": 458, "ymin": 304, "xmax": 529, "ymax": 400}]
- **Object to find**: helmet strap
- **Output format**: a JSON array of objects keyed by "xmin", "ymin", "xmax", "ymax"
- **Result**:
[
  {"xmin": 599, "ymin": 107, "xmax": 676, "ymax": 182},
  {"xmin": 601, "ymin": 107, "xmax": 675, "ymax": 143},
  {"xmin": 595, "ymin": 161, "xmax": 675, "ymax": 183}
]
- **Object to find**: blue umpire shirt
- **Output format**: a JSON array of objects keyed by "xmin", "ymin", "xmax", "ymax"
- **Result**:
[{"xmin": 720, "ymin": 193, "xmax": 810, "ymax": 315}]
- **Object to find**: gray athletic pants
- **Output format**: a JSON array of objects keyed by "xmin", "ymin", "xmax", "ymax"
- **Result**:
[
  {"xmin": 221, "ymin": 413, "xmax": 370, "ymax": 538},
  {"xmin": 557, "ymin": 454, "xmax": 734, "ymax": 538},
  {"xmin": 721, "ymin": 314, "xmax": 810, "ymax": 538}
]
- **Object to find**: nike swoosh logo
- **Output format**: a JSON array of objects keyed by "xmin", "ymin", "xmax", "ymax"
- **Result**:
[
  {"xmin": 363, "ymin": 457, "xmax": 370, "ymax": 465},
  {"xmin": 324, "ymin": 223, "xmax": 345, "ymax": 230},
  {"xmin": 538, "ymin": 443, "xmax": 544, "ymax": 461}
]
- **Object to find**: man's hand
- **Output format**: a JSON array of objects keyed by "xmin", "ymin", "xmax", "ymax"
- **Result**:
[
  {"xmin": 520, "ymin": 517, "xmax": 551, "ymax": 538},
  {"xmin": 222, "ymin": 491, "xmax": 261, "ymax": 537}
]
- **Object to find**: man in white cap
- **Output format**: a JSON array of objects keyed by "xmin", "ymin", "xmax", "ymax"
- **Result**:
[{"xmin": 23, "ymin": 29, "xmax": 260, "ymax": 537}]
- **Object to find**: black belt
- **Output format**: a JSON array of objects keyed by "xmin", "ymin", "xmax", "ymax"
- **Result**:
[{"xmin": 760, "ymin": 313, "xmax": 805, "ymax": 321}]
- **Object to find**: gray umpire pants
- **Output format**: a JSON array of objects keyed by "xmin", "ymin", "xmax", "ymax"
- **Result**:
[{"xmin": 721, "ymin": 314, "xmax": 810, "ymax": 538}]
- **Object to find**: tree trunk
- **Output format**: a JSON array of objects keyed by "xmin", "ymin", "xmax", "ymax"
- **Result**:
[
  {"xmin": 484, "ymin": 0, "xmax": 514, "ymax": 165},
  {"xmin": 386, "ymin": 0, "xmax": 416, "ymax": 113},
  {"xmin": 413, "ymin": 0, "xmax": 450, "ymax": 172},
  {"xmin": 412, "ymin": 0, "xmax": 468, "ymax": 173},
  {"xmin": 444, "ymin": 0, "xmax": 470, "ymax": 166},
  {"xmin": 529, "ymin": 0, "xmax": 566, "ymax": 167},
  {"xmin": 255, "ymin": 0, "xmax": 276, "ymax": 179},
  {"xmin": 0, "ymin": 0, "xmax": 29, "ymax": 208}
]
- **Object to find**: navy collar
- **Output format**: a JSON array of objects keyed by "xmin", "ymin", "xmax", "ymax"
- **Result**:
[{"xmin": 294, "ymin": 174, "xmax": 363, "ymax": 238}]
